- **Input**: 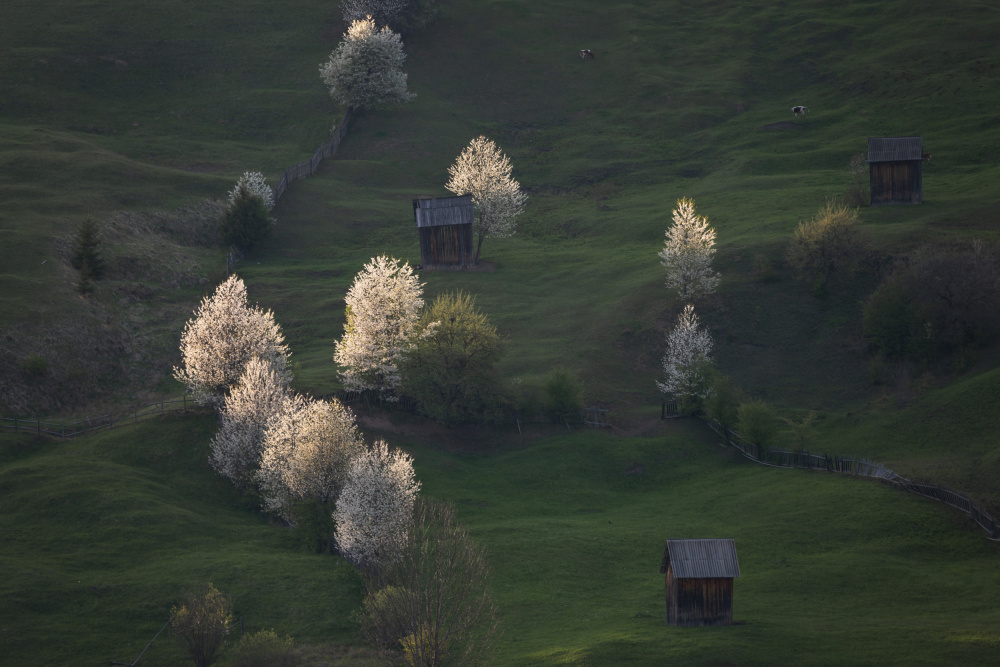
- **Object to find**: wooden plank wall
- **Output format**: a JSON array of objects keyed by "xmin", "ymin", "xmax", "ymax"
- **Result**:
[
  {"xmin": 870, "ymin": 160, "xmax": 922, "ymax": 206},
  {"xmin": 665, "ymin": 570, "xmax": 735, "ymax": 626},
  {"xmin": 419, "ymin": 223, "xmax": 474, "ymax": 268}
]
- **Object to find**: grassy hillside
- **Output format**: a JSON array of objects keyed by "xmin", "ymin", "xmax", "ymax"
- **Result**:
[
  {"xmin": 3, "ymin": 0, "xmax": 1000, "ymax": 663},
  {"xmin": 1, "ymin": 416, "xmax": 998, "ymax": 664}
]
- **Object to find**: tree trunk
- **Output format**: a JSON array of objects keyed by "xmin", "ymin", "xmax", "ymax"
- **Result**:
[{"xmin": 474, "ymin": 232, "xmax": 485, "ymax": 264}]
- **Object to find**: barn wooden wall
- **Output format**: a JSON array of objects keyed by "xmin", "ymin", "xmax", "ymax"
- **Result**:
[
  {"xmin": 665, "ymin": 571, "xmax": 734, "ymax": 626},
  {"xmin": 419, "ymin": 223, "xmax": 474, "ymax": 269},
  {"xmin": 870, "ymin": 160, "xmax": 922, "ymax": 206}
]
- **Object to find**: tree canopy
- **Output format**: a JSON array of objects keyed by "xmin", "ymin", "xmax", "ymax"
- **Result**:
[{"xmin": 319, "ymin": 17, "xmax": 414, "ymax": 111}]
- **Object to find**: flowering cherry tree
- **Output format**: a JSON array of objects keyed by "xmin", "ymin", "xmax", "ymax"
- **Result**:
[
  {"xmin": 173, "ymin": 275, "xmax": 291, "ymax": 407},
  {"xmin": 333, "ymin": 256, "xmax": 424, "ymax": 400},
  {"xmin": 228, "ymin": 171, "xmax": 274, "ymax": 211},
  {"xmin": 257, "ymin": 397, "xmax": 365, "ymax": 518},
  {"xmin": 209, "ymin": 356, "xmax": 300, "ymax": 488},
  {"xmin": 334, "ymin": 440, "xmax": 420, "ymax": 574},
  {"xmin": 445, "ymin": 136, "xmax": 527, "ymax": 262},
  {"xmin": 657, "ymin": 304, "xmax": 714, "ymax": 403},
  {"xmin": 319, "ymin": 17, "xmax": 414, "ymax": 111},
  {"xmin": 659, "ymin": 198, "xmax": 720, "ymax": 301}
]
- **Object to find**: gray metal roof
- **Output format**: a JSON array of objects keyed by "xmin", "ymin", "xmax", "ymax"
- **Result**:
[
  {"xmin": 867, "ymin": 136, "xmax": 922, "ymax": 163},
  {"xmin": 660, "ymin": 539, "xmax": 741, "ymax": 578},
  {"xmin": 413, "ymin": 195, "xmax": 474, "ymax": 228}
]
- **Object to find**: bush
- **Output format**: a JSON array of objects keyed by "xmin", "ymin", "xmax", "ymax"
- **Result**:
[
  {"xmin": 846, "ymin": 153, "xmax": 870, "ymax": 207},
  {"xmin": 862, "ymin": 242, "xmax": 1000, "ymax": 361},
  {"xmin": 400, "ymin": 292, "xmax": 505, "ymax": 425},
  {"xmin": 705, "ymin": 374, "xmax": 741, "ymax": 433},
  {"xmin": 219, "ymin": 184, "xmax": 273, "ymax": 250},
  {"xmin": 544, "ymin": 367, "xmax": 582, "ymax": 423},
  {"xmin": 226, "ymin": 630, "xmax": 297, "ymax": 667},
  {"xmin": 786, "ymin": 202, "xmax": 866, "ymax": 295},
  {"xmin": 737, "ymin": 399, "xmax": 778, "ymax": 448},
  {"xmin": 862, "ymin": 275, "xmax": 921, "ymax": 359},
  {"xmin": 751, "ymin": 253, "xmax": 776, "ymax": 282},
  {"xmin": 170, "ymin": 584, "xmax": 233, "ymax": 667},
  {"xmin": 782, "ymin": 411, "xmax": 817, "ymax": 453}
]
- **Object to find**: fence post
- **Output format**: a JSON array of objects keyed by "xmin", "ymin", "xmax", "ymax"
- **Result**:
[
  {"xmin": 183, "ymin": 395, "xmax": 187, "ymax": 412},
  {"xmin": 37, "ymin": 419, "xmax": 40, "ymax": 436},
  {"xmin": 14, "ymin": 417, "xmax": 17, "ymax": 433}
]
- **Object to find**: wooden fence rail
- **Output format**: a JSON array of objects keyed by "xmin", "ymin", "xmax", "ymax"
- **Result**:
[
  {"xmin": 272, "ymin": 107, "xmax": 353, "ymax": 203},
  {"xmin": 705, "ymin": 417, "xmax": 1000, "ymax": 540},
  {"xmin": 1, "ymin": 398, "xmax": 204, "ymax": 440}
]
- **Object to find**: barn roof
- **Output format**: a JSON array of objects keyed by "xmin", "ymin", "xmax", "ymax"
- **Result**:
[
  {"xmin": 660, "ymin": 539, "xmax": 741, "ymax": 578},
  {"xmin": 867, "ymin": 136, "xmax": 922, "ymax": 163},
  {"xmin": 413, "ymin": 195, "xmax": 474, "ymax": 228}
]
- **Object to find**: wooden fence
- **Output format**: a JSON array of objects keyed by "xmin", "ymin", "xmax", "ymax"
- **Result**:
[
  {"xmin": 705, "ymin": 418, "xmax": 1000, "ymax": 540},
  {"xmin": 272, "ymin": 107, "xmax": 353, "ymax": 203},
  {"xmin": 1, "ymin": 398, "xmax": 204, "ymax": 440}
]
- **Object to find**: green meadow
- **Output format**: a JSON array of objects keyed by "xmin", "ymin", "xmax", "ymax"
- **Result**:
[{"xmin": 2, "ymin": 0, "xmax": 1000, "ymax": 663}]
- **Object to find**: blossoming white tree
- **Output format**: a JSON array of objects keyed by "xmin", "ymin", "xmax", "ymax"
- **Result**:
[
  {"xmin": 334, "ymin": 440, "xmax": 420, "ymax": 574},
  {"xmin": 257, "ymin": 397, "xmax": 365, "ymax": 518},
  {"xmin": 445, "ymin": 136, "xmax": 527, "ymax": 262},
  {"xmin": 333, "ymin": 256, "xmax": 424, "ymax": 400},
  {"xmin": 173, "ymin": 275, "xmax": 291, "ymax": 407},
  {"xmin": 209, "ymin": 356, "xmax": 300, "ymax": 488},
  {"xmin": 659, "ymin": 197, "xmax": 720, "ymax": 301},
  {"xmin": 319, "ymin": 17, "xmax": 414, "ymax": 111},
  {"xmin": 228, "ymin": 171, "xmax": 274, "ymax": 211},
  {"xmin": 657, "ymin": 304, "xmax": 714, "ymax": 404}
]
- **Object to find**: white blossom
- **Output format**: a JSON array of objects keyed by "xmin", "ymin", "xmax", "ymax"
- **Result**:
[
  {"xmin": 257, "ymin": 397, "xmax": 365, "ymax": 518},
  {"xmin": 445, "ymin": 136, "xmax": 527, "ymax": 261},
  {"xmin": 334, "ymin": 440, "xmax": 420, "ymax": 572},
  {"xmin": 173, "ymin": 275, "xmax": 291, "ymax": 407},
  {"xmin": 319, "ymin": 17, "xmax": 414, "ymax": 111},
  {"xmin": 333, "ymin": 256, "xmax": 424, "ymax": 400},
  {"xmin": 209, "ymin": 356, "xmax": 299, "ymax": 487},
  {"xmin": 658, "ymin": 197, "xmax": 720, "ymax": 301},
  {"xmin": 228, "ymin": 171, "xmax": 274, "ymax": 212},
  {"xmin": 657, "ymin": 304, "xmax": 714, "ymax": 400}
]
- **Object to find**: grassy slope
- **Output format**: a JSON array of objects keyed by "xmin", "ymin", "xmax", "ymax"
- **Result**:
[
  {"xmin": 1, "ymin": 417, "xmax": 998, "ymax": 665},
  {"xmin": 3, "ymin": 0, "xmax": 1000, "ymax": 663},
  {"xmin": 0, "ymin": 418, "xmax": 366, "ymax": 665}
]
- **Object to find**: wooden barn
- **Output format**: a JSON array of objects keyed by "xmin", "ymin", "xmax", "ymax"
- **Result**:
[
  {"xmin": 413, "ymin": 195, "xmax": 475, "ymax": 269},
  {"xmin": 868, "ymin": 136, "xmax": 923, "ymax": 206},
  {"xmin": 660, "ymin": 539, "xmax": 741, "ymax": 627}
]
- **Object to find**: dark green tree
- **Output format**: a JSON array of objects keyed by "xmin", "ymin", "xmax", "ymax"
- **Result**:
[
  {"xmin": 71, "ymin": 215, "xmax": 105, "ymax": 282},
  {"xmin": 544, "ymin": 366, "xmax": 583, "ymax": 424},
  {"xmin": 219, "ymin": 184, "xmax": 273, "ymax": 250},
  {"xmin": 400, "ymin": 292, "xmax": 504, "ymax": 425}
]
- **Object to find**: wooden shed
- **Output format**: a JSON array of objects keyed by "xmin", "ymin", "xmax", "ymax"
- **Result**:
[
  {"xmin": 868, "ymin": 136, "xmax": 923, "ymax": 206},
  {"xmin": 660, "ymin": 539, "xmax": 741, "ymax": 626},
  {"xmin": 413, "ymin": 195, "xmax": 475, "ymax": 269}
]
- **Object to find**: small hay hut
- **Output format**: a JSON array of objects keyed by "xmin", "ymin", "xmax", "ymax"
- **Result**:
[
  {"xmin": 868, "ymin": 136, "xmax": 923, "ymax": 206},
  {"xmin": 660, "ymin": 539, "xmax": 741, "ymax": 627},
  {"xmin": 414, "ymin": 195, "xmax": 475, "ymax": 269}
]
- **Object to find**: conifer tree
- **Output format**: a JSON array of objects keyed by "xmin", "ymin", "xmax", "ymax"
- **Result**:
[{"xmin": 71, "ymin": 215, "xmax": 105, "ymax": 281}]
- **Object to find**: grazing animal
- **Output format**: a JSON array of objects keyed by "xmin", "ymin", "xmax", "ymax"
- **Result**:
[
  {"xmin": 791, "ymin": 105, "xmax": 808, "ymax": 117},
  {"xmin": 579, "ymin": 49, "xmax": 595, "ymax": 60},
  {"xmin": 921, "ymin": 152, "xmax": 931, "ymax": 162}
]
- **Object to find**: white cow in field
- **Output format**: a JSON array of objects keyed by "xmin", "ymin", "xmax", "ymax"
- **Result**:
[
  {"xmin": 791, "ymin": 105, "xmax": 808, "ymax": 117},
  {"xmin": 579, "ymin": 49, "xmax": 595, "ymax": 60}
]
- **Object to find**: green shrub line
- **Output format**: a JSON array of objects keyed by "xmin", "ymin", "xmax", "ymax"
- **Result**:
[
  {"xmin": 7, "ymin": 391, "xmax": 998, "ymax": 542},
  {"xmin": 702, "ymin": 415, "xmax": 1000, "ymax": 541}
]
